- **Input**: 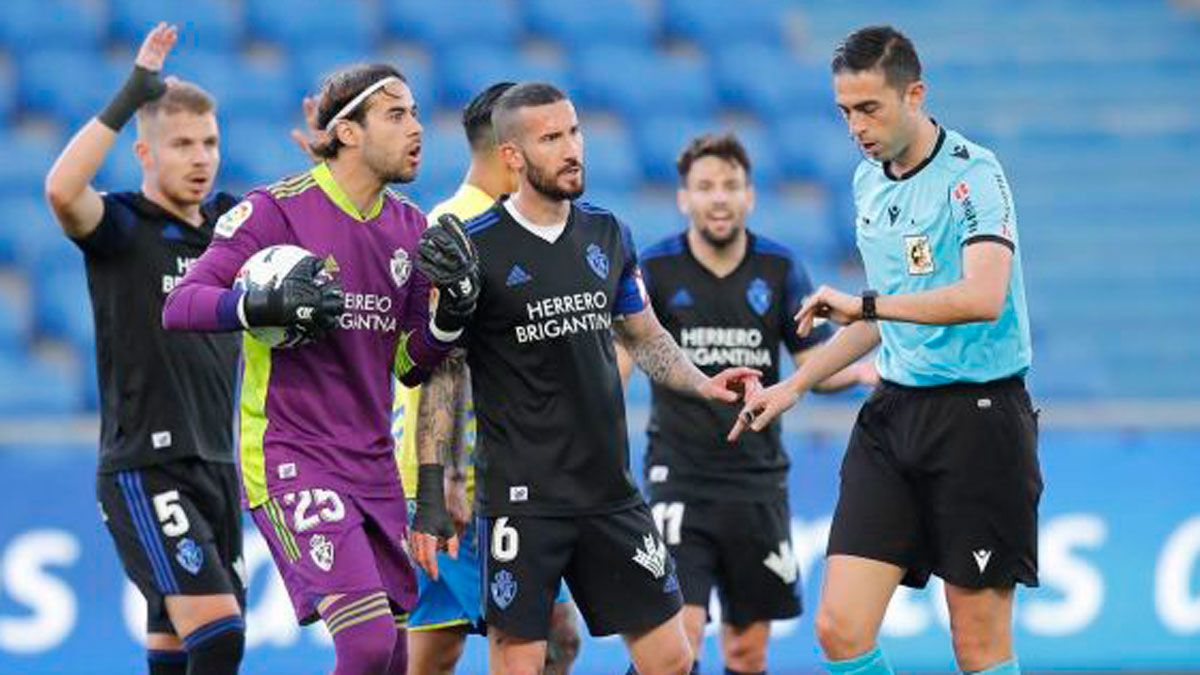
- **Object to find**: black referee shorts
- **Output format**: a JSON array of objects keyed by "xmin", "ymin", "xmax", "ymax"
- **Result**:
[
  {"xmin": 828, "ymin": 376, "xmax": 1042, "ymax": 590},
  {"xmin": 97, "ymin": 459, "xmax": 245, "ymax": 635}
]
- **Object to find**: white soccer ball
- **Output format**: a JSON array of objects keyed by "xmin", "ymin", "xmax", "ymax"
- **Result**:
[{"xmin": 234, "ymin": 244, "xmax": 320, "ymax": 349}]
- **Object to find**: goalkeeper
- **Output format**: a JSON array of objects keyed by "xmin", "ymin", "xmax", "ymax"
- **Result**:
[{"xmin": 163, "ymin": 62, "xmax": 477, "ymax": 675}]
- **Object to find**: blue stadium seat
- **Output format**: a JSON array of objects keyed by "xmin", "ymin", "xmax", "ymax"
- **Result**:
[
  {"xmin": 752, "ymin": 194, "xmax": 839, "ymax": 263},
  {"xmin": 627, "ymin": 193, "xmax": 688, "ymax": 245},
  {"xmin": 222, "ymin": 120, "xmax": 309, "ymax": 186},
  {"xmin": 0, "ymin": 354, "xmax": 81, "ymax": 416},
  {"xmin": 713, "ymin": 44, "xmax": 831, "ymax": 121},
  {"xmin": 631, "ymin": 114, "xmax": 719, "ymax": 184},
  {"xmin": 246, "ymin": 0, "xmax": 377, "ymax": 50},
  {"xmin": 0, "ymin": 290, "xmax": 29, "ymax": 354},
  {"xmin": 35, "ymin": 267, "xmax": 93, "ymax": 351},
  {"xmin": 290, "ymin": 47, "xmax": 372, "ymax": 97},
  {"xmin": 523, "ymin": 0, "xmax": 654, "ymax": 48},
  {"xmin": 663, "ymin": 0, "xmax": 788, "ymax": 48},
  {"xmin": 574, "ymin": 47, "xmax": 717, "ymax": 121},
  {"xmin": 0, "ymin": 132, "xmax": 61, "ymax": 199},
  {"xmin": 0, "ymin": 66, "xmax": 14, "ymax": 125},
  {"xmin": 417, "ymin": 123, "xmax": 471, "ymax": 199},
  {"xmin": 110, "ymin": 0, "xmax": 241, "ymax": 51},
  {"xmin": 436, "ymin": 46, "xmax": 570, "ymax": 110},
  {"xmin": 18, "ymin": 51, "xmax": 126, "ymax": 125},
  {"xmin": 170, "ymin": 52, "xmax": 293, "ymax": 121},
  {"xmin": 582, "ymin": 124, "xmax": 640, "ymax": 193},
  {"xmin": 722, "ymin": 123, "xmax": 783, "ymax": 189},
  {"xmin": 96, "ymin": 129, "xmax": 143, "ymax": 192},
  {"xmin": 0, "ymin": 0, "xmax": 105, "ymax": 55},
  {"xmin": 771, "ymin": 115, "xmax": 857, "ymax": 184},
  {"xmin": 0, "ymin": 197, "xmax": 58, "ymax": 265},
  {"xmin": 385, "ymin": 0, "xmax": 519, "ymax": 50}
]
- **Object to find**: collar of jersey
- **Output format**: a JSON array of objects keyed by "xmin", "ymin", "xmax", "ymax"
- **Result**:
[{"xmin": 311, "ymin": 162, "xmax": 385, "ymax": 222}]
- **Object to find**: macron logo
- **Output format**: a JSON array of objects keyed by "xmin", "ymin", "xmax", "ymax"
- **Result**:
[
  {"xmin": 506, "ymin": 264, "xmax": 532, "ymax": 287},
  {"xmin": 973, "ymin": 549, "xmax": 992, "ymax": 573}
]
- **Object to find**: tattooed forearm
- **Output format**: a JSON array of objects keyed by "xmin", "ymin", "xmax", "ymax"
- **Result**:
[
  {"xmin": 626, "ymin": 329, "xmax": 708, "ymax": 396},
  {"xmin": 416, "ymin": 350, "xmax": 468, "ymax": 467}
]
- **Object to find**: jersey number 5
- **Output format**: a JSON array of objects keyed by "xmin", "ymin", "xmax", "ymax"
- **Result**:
[{"xmin": 152, "ymin": 491, "xmax": 190, "ymax": 538}]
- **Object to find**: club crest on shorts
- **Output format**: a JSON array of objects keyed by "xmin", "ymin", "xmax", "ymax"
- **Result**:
[
  {"xmin": 309, "ymin": 534, "xmax": 334, "ymax": 572},
  {"xmin": 390, "ymin": 248, "xmax": 412, "ymax": 287},
  {"xmin": 585, "ymin": 244, "xmax": 609, "ymax": 279},
  {"xmin": 491, "ymin": 569, "xmax": 517, "ymax": 609},
  {"xmin": 175, "ymin": 537, "xmax": 204, "ymax": 576},
  {"xmin": 904, "ymin": 235, "xmax": 935, "ymax": 275},
  {"xmin": 746, "ymin": 277, "xmax": 772, "ymax": 316},
  {"xmin": 632, "ymin": 533, "xmax": 667, "ymax": 579}
]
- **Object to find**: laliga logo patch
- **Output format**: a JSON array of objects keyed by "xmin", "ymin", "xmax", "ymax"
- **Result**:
[
  {"xmin": 491, "ymin": 569, "xmax": 517, "ymax": 609},
  {"xmin": 390, "ymin": 248, "xmax": 412, "ymax": 287},
  {"xmin": 215, "ymin": 200, "xmax": 253, "ymax": 239},
  {"xmin": 585, "ymin": 244, "xmax": 609, "ymax": 279},
  {"xmin": 175, "ymin": 537, "xmax": 204, "ymax": 576},
  {"xmin": 309, "ymin": 534, "xmax": 335, "ymax": 572},
  {"xmin": 746, "ymin": 278, "xmax": 772, "ymax": 316}
]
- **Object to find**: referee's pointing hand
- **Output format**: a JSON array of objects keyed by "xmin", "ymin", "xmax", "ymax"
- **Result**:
[
  {"xmin": 795, "ymin": 285, "xmax": 861, "ymax": 337},
  {"xmin": 727, "ymin": 380, "xmax": 801, "ymax": 443}
]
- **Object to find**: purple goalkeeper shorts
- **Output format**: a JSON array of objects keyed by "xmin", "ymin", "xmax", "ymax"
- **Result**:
[{"xmin": 251, "ymin": 488, "xmax": 417, "ymax": 624}]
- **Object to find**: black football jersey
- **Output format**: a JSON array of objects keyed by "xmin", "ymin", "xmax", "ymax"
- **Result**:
[
  {"xmin": 73, "ymin": 192, "xmax": 241, "ymax": 473},
  {"xmin": 464, "ymin": 198, "xmax": 649, "ymax": 517},
  {"xmin": 639, "ymin": 231, "xmax": 830, "ymax": 501}
]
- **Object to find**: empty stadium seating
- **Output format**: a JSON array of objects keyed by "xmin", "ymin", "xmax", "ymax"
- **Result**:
[{"xmin": 0, "ymin": 0, "xmax": 1197, "ymax": 414}]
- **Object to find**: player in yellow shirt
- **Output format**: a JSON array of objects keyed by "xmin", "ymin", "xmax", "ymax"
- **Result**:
[{"xmin": 395, "ymin": 82, "xmax": 581, "ymax": 675}]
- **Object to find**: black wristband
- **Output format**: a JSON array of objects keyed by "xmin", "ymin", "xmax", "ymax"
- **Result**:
[
  {"xmin": 98, "ymin": 66, "xmax": 168, "ymax": 131},
  {"xmin": 416, "ymin": 464, "xmax": 446, "ymax": 505},
  {"xmin": 861, "ymin": 289, "xmax": 879, "ymax": 321}
]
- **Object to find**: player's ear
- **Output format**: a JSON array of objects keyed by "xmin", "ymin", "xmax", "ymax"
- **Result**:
[
  {"xmin": 498, "ymin": 141, "xmax": 523, "ymax": 173},
  {"xmin": 745, "ymin": 183, "xmax": 756, "ymax": 215},
  {"xmin": 905, "ymin": 80, "xmax": 926, "ymax": 113},
  {"xmin": 675, "ymin": 185, "xmax": 690, "ymax": 216},
  {"xmin": 333, "ymin": 119, "xmax": 360, "ymax": 150},
  {"xmin": 133, "ymin": 138, "xmax": 153, "ymax": 172}
]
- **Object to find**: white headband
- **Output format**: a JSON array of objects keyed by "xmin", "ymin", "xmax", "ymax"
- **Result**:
[{"xmin": 324, "ymin": 76, "xmax": 404, "ymax": 131}]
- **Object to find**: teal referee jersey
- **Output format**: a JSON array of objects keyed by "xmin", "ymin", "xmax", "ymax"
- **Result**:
[{"xmin": 854, "ymin": 126, "xmax": 1031, "ymax": 386}]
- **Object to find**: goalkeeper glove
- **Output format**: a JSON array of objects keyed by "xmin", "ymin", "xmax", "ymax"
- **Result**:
[
  {"xmin": 411, "ymin": 464, "xmax": 455, "ymax": 541},
  {"xmin": 240, "ymin": 255, "xmax": 344, "ymax": 340},
  {"xmin": 416, "ymin": 214, "xmax": 480, "ymax": 335}
]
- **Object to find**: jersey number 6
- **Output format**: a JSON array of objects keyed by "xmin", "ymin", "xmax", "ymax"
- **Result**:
[{"xmin": 491, "ymin": 517, "xmax": 519, "ymax": 562}]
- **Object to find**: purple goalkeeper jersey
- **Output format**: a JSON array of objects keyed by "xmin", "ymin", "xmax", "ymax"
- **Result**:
[{"xmin": 163, "ymin": 163, "xmax": 452, "ymax": 507}]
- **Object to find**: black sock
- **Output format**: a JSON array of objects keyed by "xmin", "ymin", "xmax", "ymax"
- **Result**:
[
  {"xmin": 182, "ymin": 615, "xmax": 245, "ymax": 675},
  {"xmin": 148, "ymin": 649, "xmax": 187, "ymax": 675}
]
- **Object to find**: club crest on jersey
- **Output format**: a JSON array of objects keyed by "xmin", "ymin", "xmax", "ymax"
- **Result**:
[
  {"xmin": 632, "ymin": 533, "xmax": 668, "ymax": 579},
  {"xmin": 585, "ymin": 244, "xmax": 609, "ymax": 279},
  {"xmin": 310, "ymin": 534, "xmax": 334, "ymax": 572},
  {"xmin": 746, "ymin": 278, "xmax": 772, "ymax": 316},
  {"xmin": 390, "ymin": 248, "xmax": 412, "ymax": 287},
  {"xmin": 905, "ymin": 235, "xmax": 935, "ymax": 275},
  {"xmin": 491, "ymin": 569, "xmax": 517, "ymax": 609},
  {"xmin": 215, "ymin": 200, "xmax": 253, "ymax": 239},
  {"xmin": 175, "ymin": 537, "xmax": 204, "ymax": 576}
]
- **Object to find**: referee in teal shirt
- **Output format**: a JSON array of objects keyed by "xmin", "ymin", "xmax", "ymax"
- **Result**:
[{"xmin": 731, "ymin": 25, "xmax": 1040, "ymax": 675}]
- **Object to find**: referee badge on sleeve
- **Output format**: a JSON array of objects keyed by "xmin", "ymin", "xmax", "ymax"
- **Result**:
[{"xmin": 904, "ymin": 235, "xmax": 935, "ymax": 275}]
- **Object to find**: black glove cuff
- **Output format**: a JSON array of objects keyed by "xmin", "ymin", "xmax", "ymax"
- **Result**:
[
  {"xmin": 416, "ymin": 464, "xmax": 447, "ymax": 506},
  {"xmin": 240, "ymin": 289, "xmax": 276, "ymax": 328},
  {"xmin": 98, "ymin": 66, "xmax": 168, "ymax": 131}
]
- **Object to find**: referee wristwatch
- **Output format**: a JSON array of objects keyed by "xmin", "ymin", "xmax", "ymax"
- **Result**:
[{"xmin": 861, "ymin": 289, "xmax": 879, "ymax": 321}]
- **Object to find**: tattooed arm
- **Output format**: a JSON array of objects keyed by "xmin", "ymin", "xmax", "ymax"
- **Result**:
[
  {"xmin": 612, "ymin": 307, "xmax": 760, "ymax": 401},
  {"xmin": 416, "ymin": 349, "xmax": 468, "ymax": 468}
]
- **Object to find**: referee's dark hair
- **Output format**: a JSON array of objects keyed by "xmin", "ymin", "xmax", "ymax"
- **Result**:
[
  {"xmin": 310, "ymin": 62, "xmax": 407, "ymax": 159},
  {"xmin": 676, "ymin": 132, "xmax": 752, "ymax": 184},
  {"xmin": 491, "ymin": 82, "xmax": 568, "ymax": 143},
  {"xmin": 463, "ymin": 82, "xmax": 516, "ymax": 152},
  {"xmin": 832, "ymin": 25, "xmax": 922, "ymax": 91}
]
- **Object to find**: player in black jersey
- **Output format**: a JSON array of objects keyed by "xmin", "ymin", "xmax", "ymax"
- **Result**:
[
  {"xmin": 44, "ymin": 24, "xmax": 243, "ymax": 675},
  {"xmin": 618, "ymin": 133, "xmax": 876, "ymax": 675},
  {"xmin": 421, "ymin": 83, "xmax": 760, "ymax": 675}
]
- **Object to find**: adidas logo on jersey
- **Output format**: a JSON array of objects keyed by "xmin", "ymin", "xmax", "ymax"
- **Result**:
[
  {"xmin": 506, "ymin": 264, "xmax": 532, "ymax": 287},
  {"xmin": 669, "ymin": 288, "xmax": 694, "ymax": 308}
]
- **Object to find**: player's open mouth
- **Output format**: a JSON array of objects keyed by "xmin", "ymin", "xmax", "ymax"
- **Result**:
[
  {"xmin": 408, "ymin": 146, "xmax": 422, "ymax": 162},
  {"xmin": 186, "ymin": 175, "xmax": 210, "ymax": 189},
  {"xmin": 706, "ymin": 212, "xmax": 733, "ymax": 223}
]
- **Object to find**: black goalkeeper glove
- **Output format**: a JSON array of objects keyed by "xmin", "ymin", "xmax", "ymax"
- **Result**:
[
  {"xmin": 241, "ymin": 255, "xmax": 344, "ymax": 340},
  {"xmin": 416, "ymin": 214, "xmax": 480, "ymax": 335},
  {"xmin": 411, "ymin": 464, "xmax": 455, "ymax": 541}
]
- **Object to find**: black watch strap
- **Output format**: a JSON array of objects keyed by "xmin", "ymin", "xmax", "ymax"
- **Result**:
[{"xmin": 861, "ymin": 289, "xmax": 879, "ymax": 321}]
